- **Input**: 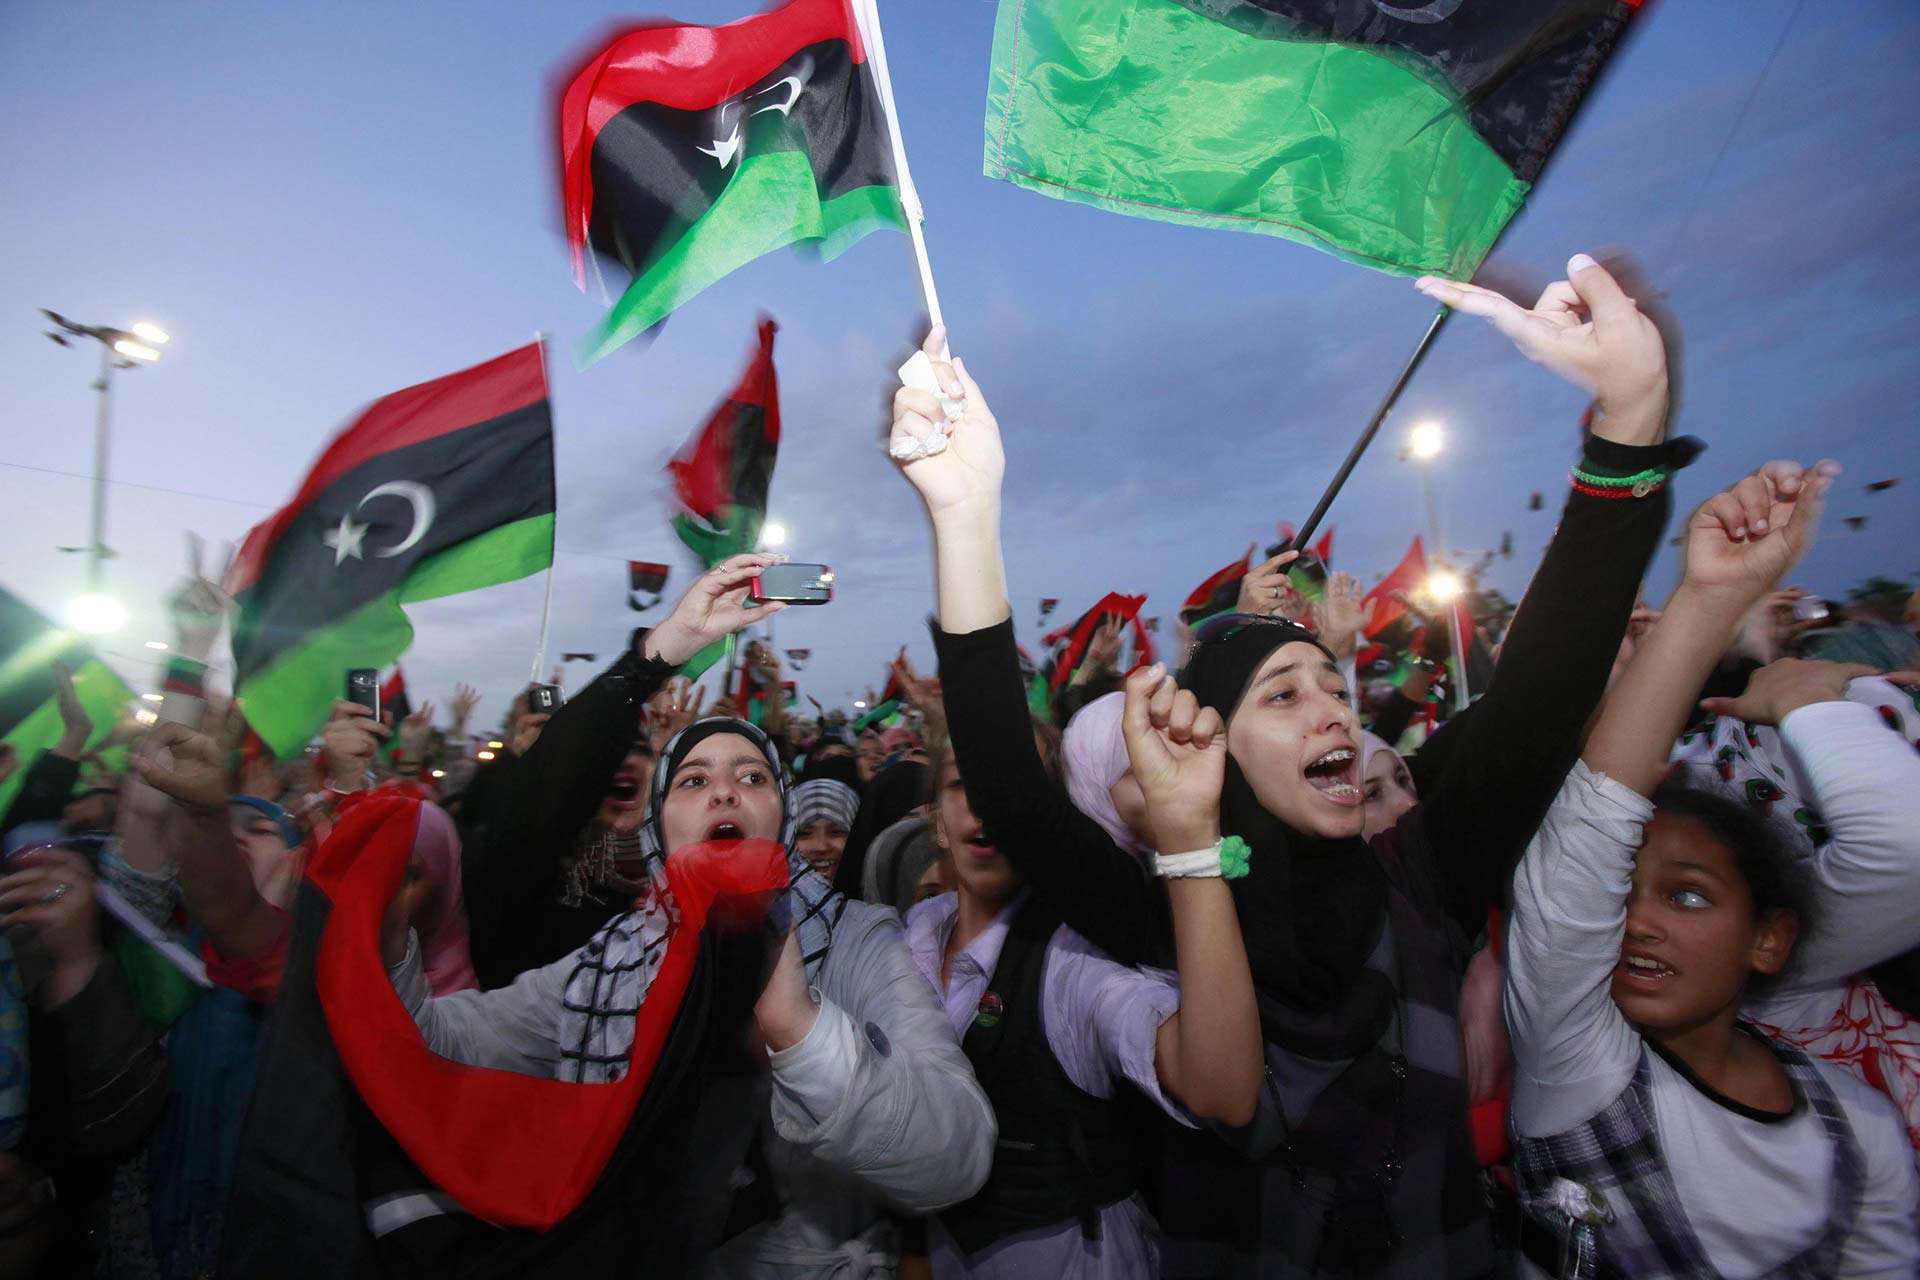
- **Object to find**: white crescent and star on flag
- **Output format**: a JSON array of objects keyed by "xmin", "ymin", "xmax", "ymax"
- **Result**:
[
  {"xmin": 697, "ymin": 54, "xmax": 815, "ymax": 170},
  {"xmin": 321, "ymin": 480, "xmax": 437, "ymax": 567}
]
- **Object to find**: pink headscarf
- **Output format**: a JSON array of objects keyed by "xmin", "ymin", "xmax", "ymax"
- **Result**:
[
  {"xmin": 414, "ymin": 802, "xmax": 479, "ymax": 994},
  {"xmin": 1062, "ymin": 692, "xmax": 1150, "ymax": 856}
]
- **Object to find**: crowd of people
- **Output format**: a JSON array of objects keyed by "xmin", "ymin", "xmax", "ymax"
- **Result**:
[{"xmin": 4, "ymin": 254, "xmax": 1920, "ymax": 1278}]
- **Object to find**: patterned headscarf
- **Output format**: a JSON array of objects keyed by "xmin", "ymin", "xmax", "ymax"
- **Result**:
[
  {"xmin": 790, "ymin": 778, "xmax": 859, "ymax": 836},
  {"xmin": 556, "ymin": 717, "xmax": 847, "ymax": 1084}
]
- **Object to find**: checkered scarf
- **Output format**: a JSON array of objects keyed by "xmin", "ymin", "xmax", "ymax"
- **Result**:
[{"xmin": 555, "ymin": 717, "xmax": 846, "ymax": 1084}]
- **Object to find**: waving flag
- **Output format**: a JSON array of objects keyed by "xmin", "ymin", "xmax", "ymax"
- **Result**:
[
  {"xmin": 628, "ymin": 560, "xmax": 670, "ymax": 612},
  {"xmin": 985, "ymin": 0, "xmax": 1642, "ymax": 279},
  {"xmin": 561, "ymin": 0, "xmax": 908, "ymax": 361},
  {"xmin": 1362, "ymin": 536, "xmax": 1429, "ymax": 639},
  {"xmin": 666, "ymin": 320, "xmax": 781, "ymax": 679},
  {"xmin": 226, "ymin": 346, "xmax": 555, "ymax": 757},
  {"xmin": 1181, "ymin": 549, "xmax": 1253, "ymax": 628},
  {"xmin": 0, "ymin": 588, "xmax": 134, "ymax": 820},
  {"xmin": 1043, "ymin": 592, "xmax": 1155, "ymax": 694}
]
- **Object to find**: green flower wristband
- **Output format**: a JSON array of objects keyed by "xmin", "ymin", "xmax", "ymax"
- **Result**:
[{"xmin": 1219, "ymin": 835, "xmax": 1251, "ymax": 880}]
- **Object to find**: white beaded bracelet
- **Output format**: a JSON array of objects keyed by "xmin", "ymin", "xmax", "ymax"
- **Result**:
[{"xmin": 1152, "ymin": 836, "xmax": 1252, "ymax": 881}]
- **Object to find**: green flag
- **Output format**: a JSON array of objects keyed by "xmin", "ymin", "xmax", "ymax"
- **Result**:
[
  {"xmin": 985, "ymin": 0, "xmax": 1640, "ymax": 279},
  {"xmin": 0, "ymin": 588, "xmax": 136, "ymax": 819}
]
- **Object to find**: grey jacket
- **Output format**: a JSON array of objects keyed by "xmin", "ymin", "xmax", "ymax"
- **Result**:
[{"xmin": 393, "ymin": 899, "xmax": 994, "ymax": 1277}]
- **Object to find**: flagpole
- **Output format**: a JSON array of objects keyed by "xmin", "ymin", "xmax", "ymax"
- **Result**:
[
  {"xmin": 851, "ymin": 0, "xmax": 943, "ymax": 331},
  {"xmin": 1288, "ymin": 304, "xmax": 1451, "ymax": 554},
  {"xmin": 530, "ymin": 330, "xmax": 556, "ymax": 683}
]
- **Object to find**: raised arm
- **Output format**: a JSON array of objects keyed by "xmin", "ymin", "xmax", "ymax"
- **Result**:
[
  {"xmin": 892, "ymin": 327, "xmax": 1168, "ymax": 963},
  {"xmin": 1407, "ymin": 256, "xmax": 1686, "ymax": 925},
  {"xmin": 1506, "ymin": 460, "xmax": 1832, "ymax": 1136},
  {"xmin": 1697, "ymin": 662, "xmax": 1920, "ymax": 986},
  {"xmin": 1119, "ymin": 664, "xmax": 1263, "ymax": 1127}
]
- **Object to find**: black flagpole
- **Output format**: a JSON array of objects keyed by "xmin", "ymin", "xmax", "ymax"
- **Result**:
[{"xmin": 1288, "ymin": 303, "xmax": 1452, "ymax": 554}]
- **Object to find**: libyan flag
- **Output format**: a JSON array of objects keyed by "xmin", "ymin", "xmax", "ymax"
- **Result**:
[
  {"xmin": 226, "ymin": 346, "xmax": 555, "ymax": 759},
  {"xmin": 985, "ymin": 0, "xmax": 1642, "ymax": 279},
  {"xmin": 665, "ymin": 319, "xmax": 781, "ymax": 681},
  {"xmin": 0, "ymin": 588, "xmax": 135, "ymax": 819},
  {"xmin": 561, "ymin": 0, "xmax": 908, "ymax": 363}
]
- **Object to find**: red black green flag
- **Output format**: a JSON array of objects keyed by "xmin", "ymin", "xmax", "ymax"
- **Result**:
[
  {"xmin": 628, "ymin": 560, "xmax": 670, "ymax": 612},
  {"xmin": 1181, "ymin": 550, "xmax": 1253, "ymax": 628},
  {"xmin": 0, "ymin": 587, "xmax": 135, "ymax": 818},
  {"xmin": 561, "ymin": 0, "xmax": 908, "ymax": 362},
  {"xmin": 986, "ymin": 0, "xmax": 1642, "ymax": 279},
  {"xmin": 226, "ymin": 346, "xmax": 555, "ymax": 758},
  {"xmin": 1042, "ymin": 592, "xmax": 1155, "ymax": 694},
  {"xmin": 1362, "ymin": 536, "xmax": 1429, "ymax": 639},
  {"xmin": 665, "ymin": 319, "xmax": 781, "ymax": 680}
]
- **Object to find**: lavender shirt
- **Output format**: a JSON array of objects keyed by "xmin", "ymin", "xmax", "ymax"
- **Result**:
[{"xmin": 903, "ymin": 891, "xmax": 1188, "ymax": 1279}]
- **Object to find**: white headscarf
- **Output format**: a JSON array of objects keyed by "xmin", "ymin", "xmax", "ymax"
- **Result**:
[{"xmin": 1062, "ymin": 692, "xmax": 1149, "ymax": 856}]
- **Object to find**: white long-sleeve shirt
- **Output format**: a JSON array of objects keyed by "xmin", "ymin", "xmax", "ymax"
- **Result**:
[{"xmin": 1506, "ymin": 763, "xmax": 1919, "ymax": 1278}]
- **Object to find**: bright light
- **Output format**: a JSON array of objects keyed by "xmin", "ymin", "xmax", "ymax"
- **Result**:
[
  {"xmin": 134, "ymin": 708, "xmax": 158, "ymax": 726},
  {"xmin": 430, "ymin": 769, "xmax": 447, "ymax": 779},
  {"xmin": 1409, "ymin": 421, "xmax": 1444, "ymax": 459},
  {"xmin": 476, "ymin": 750, "xmax": 497, "ymax": 761},
  {"xmin": 853, "ymin": 700, "xmax": 867, "ymax": 710},
  {"xmin": 1426, "ymin": 571, "xmax": 1465, "ymax": 602},
  {"xmin": 486, "ymin": 740, "xmax": 504, "ymax": 750},
  {"xmin": 130, "ymin": 322, "xmax": 170, "ymax": 346},
  {"xmin": 145, "ymin": 640, "xmax": 169, "ymax": 651},
  {"xmin": 68, "ymin": 594, "xmax": 127, "ymax": 633},
  {"xmin": 761, "ymin": 522, "xmax": 788, "ymax": 548},
  {"xmin": 141, "ymin": 693, "xmax": 165, "ymax": 702},
  {"xmin": 113, "ymin": 339, "xmax": 160, "ymax": 362}
]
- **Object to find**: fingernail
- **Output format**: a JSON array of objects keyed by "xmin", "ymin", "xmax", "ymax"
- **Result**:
[
  {"xmin": 1733, "ymin": 526, "xmax": 1747, "ymax": 538},
  {"xmin": 1752, "ymin": 518, "xmax": 1767, "ymax": 532},
  {"xmin": 1568, "ymin": 252, "xmax": 1599, "ymax": 274}
]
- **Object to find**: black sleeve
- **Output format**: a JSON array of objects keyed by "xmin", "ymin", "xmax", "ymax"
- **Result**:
[
  {"xmin": 463, "ymin": 633, "xmax": 675, "ymax": 988},
  {"xmin": 48, "ymin": 958, "xmax": 170, "ymax": 1161},
  {"xmin": 932, "ymin": 617, "xmax": 1169, "ymax": 964},
  {"xmin": 1415, "ymin": 436, "xmax": 1696, "ymax": 932},
  {"xmin": 1, "ymin": 751, "xmax": 80, "ymax": 834}
]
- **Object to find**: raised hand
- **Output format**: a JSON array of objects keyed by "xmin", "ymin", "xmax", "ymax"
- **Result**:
[
  {"xmin": 133, "ymin": 721, "xmax": 233, "ymax": 814},
  {"xmin": 648, "ymin": 677, "xmax": 707, "ymax": 753},
  {"xmin": 321, "ymin": 701, "xmax": 389, "ymax": 790},
  {"xmin": 1417, "ymin": 254, "xmax": 1669, "ymax": 446},
  {"xmin": 1700, "ymin": 658, "xmax": 1915, "ymax": 727},
  {"xmin": 168, "ymin": 537, "xmax": 232, "ymax": 663},
  {"xmin": 1316, "ymin": 571, "xmax": 1374, "ymax": 662},
  {"xmin": 1086, "ymin": 616, "xmax": 1126, "ymax": 672},
  {"xmin": 1120, "ymin": 663, "xmax": 1225, "ymax": 853},
  {"xmin": 888, "ymin": 325, "xmax": 1004, "ymax": 521},
  {"xmin": 51, "ymin": 662, "xmax": 94, "ymax": 759},
  {"xmin": 398, "ymin": 701, "xmax": 436, "ymax": 762},
  {"xmin": 892, "ymin": 648, "xmax": 944, "ymax": 728},
  {"xmin": 1684, "ymin": 460, "xmax": 1836, "ymax": 603},
  {"xmin": 449, "ymin": 682, "xmax": 481, "ymax": 730},
  {"xmin": 1236, "ymin": 550, "xmax": 1299, "ymax": 619},
  {"xmin": 645, "ymin": 553, "xmax": 789, "ymax": 668},
  {"xmin": 510, "ymin": 710, "xmax": 550, "ymax": 758},
  {"xmin": 0, "ymin": 846, "xmax": 102, "ymax": 1005}
]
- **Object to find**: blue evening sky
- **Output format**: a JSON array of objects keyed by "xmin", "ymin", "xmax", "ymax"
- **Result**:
[{"xmin": 2, "ymin": 0, "xmax": 1915, "ymax": 727}]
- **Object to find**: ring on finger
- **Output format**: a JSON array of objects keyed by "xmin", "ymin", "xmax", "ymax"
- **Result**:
[{"xmin": 40, "ymin": 882, "xmax": 70, "ymax": 905}]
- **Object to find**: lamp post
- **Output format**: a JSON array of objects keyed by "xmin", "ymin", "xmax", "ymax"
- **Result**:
[
  {"xmin": 42, "ymin": 310, "xmax": 168, "ymax": 632},
  {"xmin": 1404, "ymin": 420, "xmax": 1446, "ymax": 566}
]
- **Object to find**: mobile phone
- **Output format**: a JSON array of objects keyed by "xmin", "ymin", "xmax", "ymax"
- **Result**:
[
  {"xmin": 528, "ymin": 683, "xmax": 563, "ymax": 713},
  {"xmin": 748, "ymin": 564, "xmax": 835, "ymax": 606},
  {"xmin": 345, "ymin": 669, "xmax": 381, "ymax": 718},
  {"xmin": 1790, "ymin": 596, "xmax": 1831, "ymax": 623}
]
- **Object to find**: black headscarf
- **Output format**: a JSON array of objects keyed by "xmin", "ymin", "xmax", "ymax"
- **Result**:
[
  {"xmin": 831, "ymin": 758, "xmax": 928, "ymax": 899},
  {"xmin": 1181, "ymin": 618, "xmax": 1394, "ymax": 1058}
]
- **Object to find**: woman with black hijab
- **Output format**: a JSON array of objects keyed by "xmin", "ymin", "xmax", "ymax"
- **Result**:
[{"xmin": 889, "ymin": 254, "xmax": 1697, "ymax": 1275}]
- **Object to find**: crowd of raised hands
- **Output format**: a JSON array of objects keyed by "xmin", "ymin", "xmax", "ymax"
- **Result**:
[{"xmin": 2, "ymin": 252, "xmax": 1918, "ymax": 1278}]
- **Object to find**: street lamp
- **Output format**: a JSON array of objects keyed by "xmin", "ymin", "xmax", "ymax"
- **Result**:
[
  {"xmin": 1400, "ymin": 420, "xmax": 1447, "ymax": 568},
  {"xmin": 761, "ymin": 521, "xmax": 788, "ymax": 549},
  {"xmin": 42, "ymin": 309, "xmax": 169, "ymax": 626}
]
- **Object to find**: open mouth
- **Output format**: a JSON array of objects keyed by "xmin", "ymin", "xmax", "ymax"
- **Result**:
[
  {"xmin": 1303, "ymin": 747, "xmax": 1361, "ymax": 806},
  {"xmin": 961, "ymin": 831, "xmax": 997, "ymax": 859},
  {"xmin": 605, "ymin": 777, "xmax": 641, "ymax": 811},
  {"xmin": 1615, "ymin": 953, "xmax": 1677, "ymax": 991},
  {"xmin": 706, "ymin": 819, "xmax": 745, "ymax": 841}
]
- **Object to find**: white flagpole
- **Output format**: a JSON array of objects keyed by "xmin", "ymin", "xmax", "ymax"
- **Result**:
[
  {"xmin": 530, "ymin": 330, "xmax": 556, "ymax": 683},
  {"xmin": 850, "ymin": 0, "xmax": 943, "ymax": 331}
]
